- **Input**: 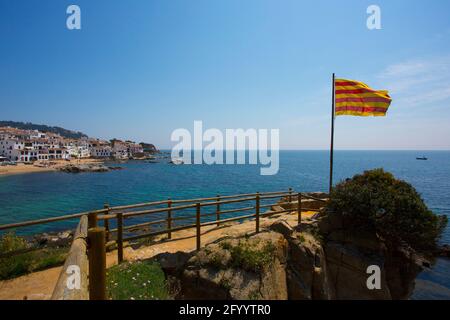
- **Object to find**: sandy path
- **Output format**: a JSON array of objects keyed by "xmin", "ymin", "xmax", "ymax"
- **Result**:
[
  {"xmin": 0, "ymin": 211, "xmax": 316, "ymax": 300},
  {"xmin": 0, "ymin": 267, "xmax": 63, "ymax": 300}
]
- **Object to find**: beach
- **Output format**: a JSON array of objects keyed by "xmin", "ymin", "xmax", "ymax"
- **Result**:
[{"xmin": 0, "ymin": 158, "xmax": 105, "ymax": 176}]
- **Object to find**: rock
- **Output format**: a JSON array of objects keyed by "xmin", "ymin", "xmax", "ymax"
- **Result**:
[
  {"xmin": 269, "ymin": 220, "xmax": 294, "ymax": 238},
  {"xmin": 286, "ymin": 230, "xmax": 334, "ymax": 300},
  {"xmin": 33, "ymin": 230, "xmax": 73, "ymax": 247},
  {"xmin": 438, "ymin": 244, "xmax": 450, "ymax": 258},
  {"xmin": 108, "ymin": 166, "xmax": 123, "ymax": 171},
  {"xmin": 175, "ymin": 231, "xmax": 288, "ymax": 300},
  {"xmin": 318, "ymin": 211, "xmax": 423, "ymax": 300},
  {"xmin": 57, "ymin": 231, "xmax": 71, "ymax": 239},
  {"xmin": 59, "ymin": 164, "xmax": 114, "ymax": 173},
  {"xmin": 150, "ymin": 211, "xmax": 423, "ymax": 300},
  {"xmin": 306, "ymin": 192, "xmax": 329, "ymax": 199},
  {"xmin": 153, "ymin": 251, "xmax": 193, "ymax": 276}
]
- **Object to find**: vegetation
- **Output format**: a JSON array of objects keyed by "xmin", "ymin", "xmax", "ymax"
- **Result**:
[
  {"xmin": 106, "ymin": 260, "xmax": 170, "ymax": 300},
  {"xmin": 218, "ymin": 240, "xmax": 276, "ymax": 272},
  {"xmin": 327, "ymin": 168, "xmax": 448, "ymax": 252},
  {"xmin": 0, "ymin": 121, "xmax": 87, "ymax": 139},
  {"xmin": 0, "ymin": 233, "xmax": 68, "ymax": 280}
]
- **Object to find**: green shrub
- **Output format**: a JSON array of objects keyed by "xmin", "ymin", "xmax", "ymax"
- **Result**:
[
  {"xmin": 0, "ymin": 232, "xmax": 28, "ymax": 253},
  {"xmin": 327, "ymin": 169, "xmax": 447, "ymax": 252},
  {"xmin": 229, "ymin": 241, "xmax": 276, "ymax": 272},
  {"xmin": 107, "ymin": 260, "xmax": 170, "ymax": 300},
  {"xmin": 0, "ymin": 232, "xmax": 67, "ymax": 280}
]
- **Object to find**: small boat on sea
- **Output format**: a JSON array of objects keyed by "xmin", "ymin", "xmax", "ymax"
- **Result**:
[
  {"xmin": 416, "ymin": 156, "xmax": 428, "ymax": 160},
  {"xmin": 169, "ymin": 158, "xmax": 184, "ymax": 165}
]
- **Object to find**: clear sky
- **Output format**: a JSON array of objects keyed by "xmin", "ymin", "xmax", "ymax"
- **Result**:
[{"xmin": 1, "ymin": 0, "xmax": 450, "ymax": 150}]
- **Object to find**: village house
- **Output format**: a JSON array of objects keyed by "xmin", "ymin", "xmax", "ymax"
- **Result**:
[
  {"xmin": 112, "ymin": 141, "xmax": 129, "ymax": 159},
  {"xmin": 0, "ymin": 126, "xmax": 154, "ymax": 163},
  {"xmin": 0, "ymin": 127, "xmax": 70, "ymax": 162},
  {"xmin": 88, "ymin": 139, "xmax": 112, "ymax": 158}
]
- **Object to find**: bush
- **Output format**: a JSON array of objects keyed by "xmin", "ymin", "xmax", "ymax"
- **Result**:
[
  {"xmin": 0, "ymin": 232, "xmax": 67, "ymax": 280},
  {"xmin": 227, "ymin": 240, "xmax": 276, "ymax": 272},
  {"xmin": 327, "ymin": 169, "xmax": 447, "ymax": 252}
]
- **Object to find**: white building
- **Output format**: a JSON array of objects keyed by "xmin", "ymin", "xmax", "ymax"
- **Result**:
[
  {"xmin": 0, "ymin": 139, "xmax": 24, "ymax": 161},
  {"xmin": 89, "ymin": 144, "xmax": 112, "ymax": 158}
]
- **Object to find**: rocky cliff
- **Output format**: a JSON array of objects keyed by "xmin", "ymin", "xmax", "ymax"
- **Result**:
[{"xmin": 152, "ymin": 203, "xmax": 427, "ymax": 300}]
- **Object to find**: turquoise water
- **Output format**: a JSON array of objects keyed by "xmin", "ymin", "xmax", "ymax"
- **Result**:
[{"xmin": 0, "ymin": 150, "xmax": 449, "ymax": 298}]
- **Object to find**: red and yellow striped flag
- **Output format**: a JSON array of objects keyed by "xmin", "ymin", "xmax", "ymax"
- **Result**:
[{"xmin": 335, "ymin": 79, "xmax": 392, "ymax": 116}]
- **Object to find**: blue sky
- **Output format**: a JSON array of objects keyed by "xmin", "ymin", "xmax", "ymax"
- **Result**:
[{"xmin": 1, "ymin": 0, "xmax": 450, "ymax": 149}]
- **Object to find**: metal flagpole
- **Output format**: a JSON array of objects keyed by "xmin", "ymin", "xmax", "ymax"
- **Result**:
[{"xmin": 329, "ymin": 73, "xmax": 336, "ymax": 194}]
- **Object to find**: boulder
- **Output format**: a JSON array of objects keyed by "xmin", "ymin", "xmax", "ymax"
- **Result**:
[
  {"xmin": 153, "ymin": 251, "xmax": 192, "ymax": 276},
  {"xmin": 176, "ymin": 231, "xmax": 288, "ymax": 300}
]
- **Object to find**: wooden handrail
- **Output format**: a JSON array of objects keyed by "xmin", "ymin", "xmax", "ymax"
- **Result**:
[
  {"xmin": 51, "ymin": 215, "xmax": 89, "ymax": 300},
  {"xmin": 0, "ymin": 210, "xmax": 104, "ymax": 231},
  {"xmin": 0, "ymin": 189, "xmax": 302, "ymax": 232}
]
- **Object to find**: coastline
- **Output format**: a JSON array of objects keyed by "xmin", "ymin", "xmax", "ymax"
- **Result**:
[{"xmin": 0, "ymin": 159, "xmax": 105, "ymax": 177}]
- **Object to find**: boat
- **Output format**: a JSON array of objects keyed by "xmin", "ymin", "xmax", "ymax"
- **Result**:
[
  {"xmin": 416, "ymin": 156, "xmax": 428, "ymax": 160},
  {"xmin": 169, "ymin": 157, "xmax": 184, "ymax": 165}
]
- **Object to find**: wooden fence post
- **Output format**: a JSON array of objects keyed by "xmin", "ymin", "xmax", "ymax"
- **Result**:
[
  {"xmin": 216, "ymin": 195, "xmax": 220, "ymax": 226},
  {"xmin": 297, "ymin": 193, "xmax": 302, "ymax": 225},
  {"xmin": 104, "ymin": 204, "xmax": 110, "ymax": 242},
  {"xmin": 288, "ymin": 187, "xmax": 293, "ymax": 203},
  {"xmin": 117, "ymin": 212, "xmax": 123, "ymax": 263},
  {"xmin": 88, "ymin": 227, "xmax": 106, "ymax": 300},
  {"xmin": 255, "ymin": 193, "xmax": 260, "ymax": 233},
  {"xmin": 167, "ymin": 199, "xmax": 172, "ymax": 239},
  {"xmin": 196, "ymin": 203, "xmax": 201, "ymax": 251},
  {"xmin": 88, "ymin": 211, "xmax": 98, "ymax": 229}
]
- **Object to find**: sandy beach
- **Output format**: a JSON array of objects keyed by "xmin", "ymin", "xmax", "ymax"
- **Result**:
[{"xmin": 0, "ymin": 159, "xmax": 105, "ymax": 176}]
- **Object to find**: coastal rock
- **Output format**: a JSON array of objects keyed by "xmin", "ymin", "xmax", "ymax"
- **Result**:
[
  {"xmin": 153, "ymin": 214, "xmax": 423, "ymax": 300},
  {"xmin": 173, "ymin": 232, "xmax": 288, "ymax": 300},
  {"xmin": 438, "ymin": 244, "xmax": 450, "ymax": 258},
  {"xmin": 286, "ymin": 228, "xmax": 334, "ymax": 300},
  {"xmin": 33, "ymin": 230, "xmax": 74, "ymax": 247},
  {"xmin": 58, "ymin": 164, "xmax": 120, "ymax": 173},
  {"xmin": 318, "ymin": 211, "xmax": 423, "ymax": 299}
]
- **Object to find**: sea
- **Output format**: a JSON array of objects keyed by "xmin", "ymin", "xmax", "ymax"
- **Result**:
[{"xmin": 0, "ymin": 150, "xmax": 449, "ymax": 299}]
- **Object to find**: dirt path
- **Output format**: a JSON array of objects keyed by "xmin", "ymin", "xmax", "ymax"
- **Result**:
[{"xmin": 0, "ymin": 211, "xmax": 316, "ymax": 300}]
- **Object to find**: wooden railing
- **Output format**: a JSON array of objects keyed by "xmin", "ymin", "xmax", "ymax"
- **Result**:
[
  {"xmin": 51, "ymin": 215, "xmax": 89, "ymax": 300},
  {"xmin": 0, "ymin": 189, "xmax": 328, "ymax": 300}
]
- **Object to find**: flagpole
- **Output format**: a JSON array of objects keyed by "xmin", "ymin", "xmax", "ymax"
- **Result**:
[{"xmin": 329, "ymin": 73, "xmax": 335, "ymax": 195}]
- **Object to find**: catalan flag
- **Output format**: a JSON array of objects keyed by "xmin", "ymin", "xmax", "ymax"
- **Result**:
[{"xmin": 334, "ymin": 78, "xmax": 392, "ymax": 116}]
